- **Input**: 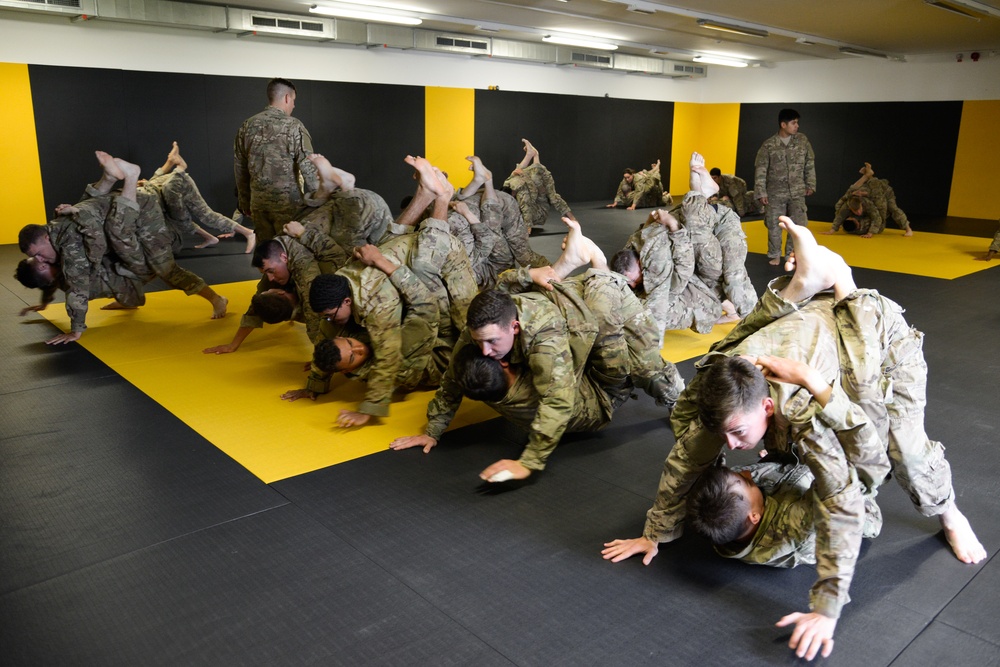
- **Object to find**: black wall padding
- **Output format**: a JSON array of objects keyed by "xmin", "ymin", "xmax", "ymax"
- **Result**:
[
  {"xmin": 474, "ymin": 90, "xmax": 674, "ymax": 203},
  {"xmin": 28, "ymin": 65, "xmax": 424, "ymax": 223},
  {"xmin": 735, "ymin": 102, "xmax": 963, "ymax": 219}
]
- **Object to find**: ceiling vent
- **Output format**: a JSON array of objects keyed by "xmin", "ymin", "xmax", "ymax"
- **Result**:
[
  {"xmin": 557, "ymin": 49, "xmax": 613, "ymax": 68},
  {"xmin": 490, "ymin": 38, "xmax": 557, "ymax": 63},
  {"xmin": 95, "ymin": 0, "xmax": 225, "ymax": 30},
  {"xmin": 669, "ymin": 62, "xmax": 707, "ymax": 78},
  {"xmin": 613, "ymin": 53, "xmax": 662, "ymax": 74},
  {"xmin": 367, "ymin": 23, "xmax": 414, "ymax": 48},
  {"xmin": 414, "ymin": 30, "xmax": 491, "ymax": 55},
  {"xmin": 0, "ymin": 0, "xmax": 96, "ymax": 16},
  {"xmin": 226, "ymin": 8, "xmax": 335, "ymax": 40}
]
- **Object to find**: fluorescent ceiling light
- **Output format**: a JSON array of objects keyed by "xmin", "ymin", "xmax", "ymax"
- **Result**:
[
  {"xmin": 838, "ymin": 46, "xmax": 889, "ymax": 59},
  {"xmin": 543, "ymin": 35, "xmax": 618, "ymax": 51},
  {"xmin": 924, "ymin": 0, "xmax": 981, "ymax": 20},
  {"xmin": 693, "ymin": 55, "xmax": 748, "ymax": 68},
  {"xmin": 309, "ymin": 5, "xmax": 423, "ymax": 25},
  {"xmin": 696, "ymin": 19, "xmax": 768, "ymax": 38}
]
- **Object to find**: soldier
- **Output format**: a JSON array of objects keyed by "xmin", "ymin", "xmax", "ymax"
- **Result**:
[
  {"xmin": 754, "ymin": 108, "xmax": 816, "ymax": 265},
  {"xmin": 603, "ymin": 218, "xmax": 984, "ymax": 661},
  {"xmin": 234, "ymin": 77, "xmax": 319, "ymax": 241},
  {"xmin": 15, "ymin": 255, "xmax": 145, "ymax": 321},
  {"xmin": 19, "ymin": 155, "xmax": 228, "ymax": 344},
  {"xmin": 607, "ymin": 160, "xmax": 665, "ymax": 210},
  {"xmin": 502, "ymin": 138, "xmax": 575, "ymax": 230},
  {"xmin": 390, "ymin": 220, "xmax": 684, "ymax": 482},
  {"xmin": 141, "ymin": 142, "xmax": 256, "ymax": 253},
  {"xmin": 976, "ymin": 221, "xmax": 1000, "ymax": 261},
  {"xmin": 301, "ymin": 153, "xmax": 394, "ymax": 250},
  {"xmin": 823, "ymin": 163, "xmax": 912, "ymax": 237},
  {"xmin": 708, "ymin": 167, "xmax": 763, "ymax": 217}
]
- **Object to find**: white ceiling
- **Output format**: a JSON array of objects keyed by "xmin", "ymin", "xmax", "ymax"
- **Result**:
[{"xmin": 200, "ymin": 0, "xmax": 1000, "ymax": 63}]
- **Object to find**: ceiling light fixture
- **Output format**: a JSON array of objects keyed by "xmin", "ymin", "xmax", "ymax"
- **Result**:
[
  {"xmin": 543, "ymin": 35, "xmax": 618, "ymax": 51},
  {"xmin": 309, "ymin": 5, "xmax": 423, "ymax": 25},
  {"xmin": 696, "ymin": 19, "xmax": 768, "ymax": 38},
  {"xmin": 838, "ymin": 46, "xmax": 890, "ymax": 59},
  {"xmin": 924, "ymin": 0, "xmax": 981, "ymax": 20},
  {"xmin": 693, "ymin": 55, "xmax": 748, "ymax": 68}
]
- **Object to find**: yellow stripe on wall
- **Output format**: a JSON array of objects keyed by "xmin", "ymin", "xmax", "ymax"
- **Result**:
[
  {"xmin": 669, "ymin": 102, "xmax": 740, "ymax": 197},
  {"xmin": 424, "ymin": 87, "xmax": 475, "ymax": 190},
  {"xmin": 0, "ymin": 62, "xmax": 46, "ymax": 244},
  {"xmin": 948, "ymin": 100, "xmax": 1000, "ymax": 220}
]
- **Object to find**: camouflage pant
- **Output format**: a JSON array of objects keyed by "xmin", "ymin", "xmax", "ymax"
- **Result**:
[
  {"xmin": 250, "ymin": 196, "xmax": 304, "ymax": 242},
  {"xmin": 304, "ymin": 188, "xmax": 394, "ymax": 249},
  {"xmin": 145, "ymin": 171, "xmax": 238, "ymax": 239},
  {"xmin": 763, "ymin": 195, "xmax": 808, "ymax": 259},
  {"xmin": 681, "ymin": 192, "xmax": 725, "ymax": 291},
  {"xmin": 106, "ymin": 193, "xmax": 207, "ymax": 295},
  {"xmin": 990, "ymin": 224, "xmax": 1000, "ymax": 254},
  {"xmin": 713, "ymin": 205, "xmax": 757, "ymax": 316},
  {"xmin": 646, "ymin": 275, "xmax": 723, "ymax": 337}
]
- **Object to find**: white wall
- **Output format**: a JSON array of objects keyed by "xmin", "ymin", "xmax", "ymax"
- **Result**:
[{"xmin": 2, "ymin": 12, "xmax": 999, "ymax": 102}]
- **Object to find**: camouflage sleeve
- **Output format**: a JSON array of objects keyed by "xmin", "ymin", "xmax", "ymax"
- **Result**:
[
  {"xmin": 539, "ymin": 169, "xmax": 573, "ymax": 217},
  {"xmin": 58, "ymin": 241, "xmax": 94, "ymax": 333},
  {"xmin": 389, "ymin": 265, "xmax": 440, "ymax": 389},
  {"xmin": 803, "ymin": 137, "xmax": 817, "ymax": 192},
  {"xmin": 304, "ymin": 362, "xmax": 333, "ymax": 395},
  {"xmin": 831, "ymin": 194, "xmax": 850, "ymax": 232},
  {"xmin": 516, "ymin": 321, "xmax": 578, "ymax": 471},
  {"xmin": 865, "ymin": 200, "xmax": 886, "ymax": 235},
  {"xmin": 356, "ymin": 288, "xmax": 404, "ymax": 417},
  {"xmin": 493, "ymin": 266, "xmax": 534, "ymax": 294},
  {"xmin": 990, "ymin": 225, "xmax": 1000, "ymax": 254},
  {"xmin": 753, "ymin": 142, "xmax": 770, "ymax": 200},
  {"xmin": 469, "ymin": 222, "xmax": 501, "ymax": 282},
  {"xmin": 425, "ymin": 335, "xmax": 470, "ymax": 439},
  {"xmin": 502, "ymin": 209, "xmax": 538, "ymax": 269},
  {"xmin": 614, "ymin": 179, "xmax": 629, "ymax": 206},
  {"xmin": 738, "ymin": 495, "xmax": 816, "ymax": 568},
  {"xmin": 72, "ymin": 205, "xmax": 110, "ymax": 266},
  {"xmin": 296, "ymin": 226, "xmax": 349, "ymax": 270},
  {"xmin": 287, "ymin": 245, "xmax": 324, "ymax": 343},
  {"xmin": 238, "ymin": 275, "xmax": 272, "ymax": 330},
  {"xmin": 294, "ymin": 123, "xmax": 320, "ymax": 205},
  {"xmin": 234, "ymin": 125, "xmax": 251, "ymax": 213}
]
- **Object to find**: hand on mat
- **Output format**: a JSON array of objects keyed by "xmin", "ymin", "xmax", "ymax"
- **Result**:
[
  {"xmin": 46, "ymin": 331, "xmax": 82, "ymax": 345},
  {"xmin": 479, "ymin": 459, "xmax": 530, "ymax": 482},
  {"xmin": 389, "ymin": 434, "xmax": 437, "ymax": 453},
  {"xmin": 281, "ymin": 388, "xmax": 316, "ymax": 402},
  {"xmin": 601, "ymin": 537, "xmax": 659, "ymax": 565},
  {"xmin": 861, "ymin": 233, "xmax": 873, "ymax": 239},
  {"xmin": 336, "ymin": 410, "xmax": 371, "ymax": 428},
  {"xmin": 820, "ymin": 230, "xmax": 835, "ymax": 235},
  {"xmin": 776, "ymin": 611, "xmax": 836, "ymax": 661},
  {"xmin": 19, "ymin": 304, "xmax": 46, "ymax": 316}
]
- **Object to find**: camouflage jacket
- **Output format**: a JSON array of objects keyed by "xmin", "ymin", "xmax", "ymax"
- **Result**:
[
  {"xmin": 754, "ymin": 132, "xmax": 816, "ymax": 200},
  {"xmin": 234, "ymin": 106, "xmax": 319, "ymax": 213}
]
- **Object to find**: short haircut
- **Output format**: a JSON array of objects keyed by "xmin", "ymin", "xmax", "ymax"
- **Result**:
[
  {"xmin": 251, "ymin": 239, "xmax": 285, "ymax": 269},
  {"xmin": 698, "ymin": 356, "xmax": 769, "ymax": 433},
  {"xmin": 842, "ymin": 218, "xmax": 858, "ymax": 233},
  {"xmin": 452, "ymin": 344, "xmax": 508, "ymax": 402},
  {"xmin": 623, "ymin": 168, "xmax": 636, "ymax": 176},
  {"xmin": 14, "ymin": 259, "xmax": 51, "ymax": 289},
  {"xmin": 251, "ymin": 291, "xmax": 294, "ymax": 324},
  {"xmin": 778, "ymin": 108, "xmax": 800, "ymax": 124},
  {"xmin": 18, "ymin": 224, "xmax": 47, "ymax": 253},
  {"xmin": 610, "ymin": 248, "xmax": 640, "ymax": 276},
  {"xmin": 313, "ymin": 338, "xmax": 342, "ymax": 374},
  {"xmin": 686, "ymin": 465, "xmax": 751, "ymax": 545},
  {"xmin": 847, "ymin": 195, "xmax": 863, "ymax": 213},
  {"xmin": 310, "ymin": 274, "xmax": 352, "ymax": 312},
  {"xmin": 709, "ymin": 167, "xmax": 722, "ymax": 177},
  {"xmin": 467, "ymin": 290, "xmax": 517, "ymax": 331},
  {"xmin": 267, "ymin": 77, "xmax": 296, "ymax": 103}
]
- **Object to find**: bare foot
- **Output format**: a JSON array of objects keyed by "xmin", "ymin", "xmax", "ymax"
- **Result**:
[
  {"xmin": 467, "ymin": 155, "xmax": 492, "ymax": 183},
  {"xmin": 521, "ymin": 138, "xmax": 539, "ymax": 163},
  {"xmin": 309, "ymin": 153, "xmax": 346, "ymax": 192},
  {"xmin": 194, "ymin": 236, "xmax": 220, "ymax": 249},
  {"xmin": 243, "ymin": 231, "xmax": 257, "ymax": 254},
  {"xmin": 903, "ymin": 226, "xmax": 913, "ymax": 237},
  {"xmin": 211, "ymin": 295, "xmax": 228, "ymax": 319},
  {"xmin": 404, "ymin": 155, "xmax": 446, "ymax": 198},
  {"xmin": 432, "ymin": 166, "xmax": 456, "ymax": 201},
  {"xmin": 113, "ymin": 157, "xmax": 141, "ymax": 184},
  {"xmin": 778, "ymin": 217, "xmax": 837, "ymax": 301},
  {"xmin": 940, "ymin": 505, "xmax": 987, "ymax": 564},
  {"xmin": 55, "ymin": 204, "xmax": 80, "ymax": 216},
  {"xmin": 551, "ymin": 217, "xmax": 608, "ymax": 277},
  {"xmin": 96, "ymin": 151, "xmax": 126, "ymax": 181},
  {"xmin": 100, "ymin": 301, "xmax": 138, "ymax": 310},
  {"xmin": 449, "ymin": 199, "xmax": 480, "ymax": 225},
  {"xmin": 689, "ymin": 152, "xmax": 719, "ymax": 198},
  {"xmin": 167, "ymin": 142, "xmax": 188, "ymax": 172},
  {"xmin": 768, "ymin": 257, "xmax": 781, "ymax": 266}
]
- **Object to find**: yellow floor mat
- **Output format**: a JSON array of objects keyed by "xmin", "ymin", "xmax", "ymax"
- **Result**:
[{"xmin": 744, "ymin": 220, "xmax": 994, "ymax": 279}]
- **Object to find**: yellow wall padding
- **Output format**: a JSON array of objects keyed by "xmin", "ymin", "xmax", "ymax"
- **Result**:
[
  {"xmin": 669, "ymin": 103, "xmax": 740, "ymax": 197},
  {"xmin": 949, "ymin": 100, "xmax": 1000, "ymax": 221},
  {"xmin": 0, "ymin": 63, "xmax": 46, "ymax": 245},
  {"xmin": 425, "ymin": 87, "xmax": 476, "ymax": 190}
]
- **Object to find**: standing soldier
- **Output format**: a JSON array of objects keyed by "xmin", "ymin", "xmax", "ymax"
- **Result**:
[
  {"xmin": 754, "ymin": 108, "xmax": 816, "ymax": 265},
  {"xmin": 234, "ymin": 77, "xmax": 319, "ymax": 241}
]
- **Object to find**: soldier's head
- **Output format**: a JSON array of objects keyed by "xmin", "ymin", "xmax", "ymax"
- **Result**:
[
  {"xmin": 847, "ymin": 195, "xmax": 864, "ymax": 217},
  {"xmin": 698, "ymin": 356, "xmax": 774, "ymax": 450},
  {"xmin": 452, "ymin": 344, "xmax": 510, "ymax": 402},
  {"xmin": 19, "ymin": 225, "xmax": 58, "ymax": 265},
  {"xmin": 313, "ymin": 337, "xmax": 371, "ymax": 374},
  {"xmin": 610, "ymin": 248, "xmax": 642, "ymax": 289},
  {"xmin": 685, "ymin": 465, "xmax": 765, "ymax": 545},
  {"xmin": 310, "ymin": 274, "xmax": 353, "ymax": 325},
  {"xmin": 467, "ymin": 290, "xmax": 520, "ymax": 361},
  {"xmin": 709, "ymin": 167, "xmax": 723, "ymax": 187},
  {"xmin": 14, "ymin": 257, "xmax": 58, "ymax": 289},
  {"xmin": 267, "ymin": 77, "xmax": 297, "ymax": 115},
  {"xmin": 252, "ymin": 240, "xmax": 291, "ymax": 285},
  {"xmin": 778, "ymin": 108, "xmax": 800, "ymax": 136},
  {"xmin": 623, "ymin": 168, "xmax": 636, "ymax": 184},
  {"xmin": 251, "ymin": 288, "xmax": 297, "ymax": 324}
]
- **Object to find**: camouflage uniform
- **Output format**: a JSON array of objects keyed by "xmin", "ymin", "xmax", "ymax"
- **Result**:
[
  {"xmin": 625, "ymin": 219, "xmax": 722, "ymax": 338},
  {"xmin": 504, "ymin": 162, "xmax": 572, "ymax": 228},
  {"xmin": 142, "ymin": 170, "xmax": 241, "ymax": 240},
  {"xmin": 614, "ymin": 169, "xmax": 664, "ymax": 209},
  {"xmin": 680, "ymin": 193, "xmax": 757, "ymax": 316},
  {"xmin": 831, "ymin": 177, "xmax": 909, "ymax": 235},
  {"xmin": 496, "ymin": 267, "xmax": 685, "ymax": 409},
  {"xmin": 425, "ymin": 293, "xmax": 579, "ymax": 471},
  {"xmin": 239, "ymin": 227, "xmax": 347, "ymax": 342},
  {"xmin": 301, "ymin": 187, "xmax": 394, "ymax": 249},
  {"xmin": 710, "ymin": 173, "xmax": 762, "ymax": 217},
  {"xmin": 234, "ymin": 106, "xmax": 319, "ymax": 241},
  {"xmin": 754, "ymin": 133, "xmax": 816, "ymax": 259},
  {"xmin": 989, "ymin": 222, "xmax": 1000, "ymax": 254}
]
